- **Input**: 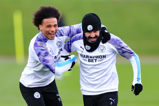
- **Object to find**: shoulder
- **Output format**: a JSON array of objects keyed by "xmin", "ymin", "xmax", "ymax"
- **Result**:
[
  {"xmin": 70, "ymin": 33, "xmax": 83, "ymax": 44},
  {"xmin": 108, "ymin": 33, "xmax": 123, "ymax": 46},
  {"xmin": 72, "ymin": 33, "xmax": 83, "ymax": 40},
  {"xmin": 29, "ymin": 33, "xmax": 40, "ymax": 46},
  {"xmin": 56, "ymin": 24, "xmax": 82, "ymax": 37}
]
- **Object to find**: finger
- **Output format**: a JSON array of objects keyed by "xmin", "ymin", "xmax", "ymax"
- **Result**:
[{"xmin": 131, "ymin": 85, "xmax": 134, "ymax": 91}]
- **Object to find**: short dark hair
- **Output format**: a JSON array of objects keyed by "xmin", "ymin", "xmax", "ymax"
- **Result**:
[{"xmin": 33, "ymin": 6, "xmax": 61, "ymax": 28}]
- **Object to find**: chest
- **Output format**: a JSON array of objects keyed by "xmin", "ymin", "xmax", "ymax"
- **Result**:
[
  {"xmin": 74, "ymin": 41, "xmax": 117, "ymax": 64},
  {"xmin": 46, "ymin": 38, "xmax": 64, "ymax": 59}
]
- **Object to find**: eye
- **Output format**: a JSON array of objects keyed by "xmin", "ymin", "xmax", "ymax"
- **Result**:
[
  {"xmin": 54, "ymin": 24, "xmax": 57, "ymax": 28},
  {"xmin": 46, "ymin": 24, "xmax": 52, "ymax": 28}
]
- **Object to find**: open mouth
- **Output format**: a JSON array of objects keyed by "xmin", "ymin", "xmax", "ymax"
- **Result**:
[
  {"xmin": 49, "ymin": 32, "xmax": 55, "ymax": 36},
  {"xmin": 47, "ymin": 32, "xmax": 56, "ymax": 39},
  {"xmin": 89, "ymin": 38, "xmax": 97, "ymax": 42},
  {"xmin": 88, "ymin": 36, "xmax": 98, "ymax": 42},
  {"xmin": 48, "ymin": 32, "xmax": 55, "ymax": 37}
]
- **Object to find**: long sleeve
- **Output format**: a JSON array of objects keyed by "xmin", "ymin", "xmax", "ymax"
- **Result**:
[
  {"xmin": 56, "ymin": 24, "xmax": 82, "ymax": 38},
  {"xmin": 108, "ymin": 34, "xmax": 135, "ymax": 59},
  {"xmin": 129, "ymin": 54, "xmax": 142, "ymax": 85},
  {"xmin": 109, "ymin": 34, "xmax": 142, "ymax": 85},
  {"xmin": 34, "ymin": 32, "xmax": 56, "ymax": 73},
  {"xmin": 64, "ymin": 33, "xmax": 83, "ymax": 53},
  {"xmin": 55, "ymin": 55, "xmax": 77, "ymax": 75}
]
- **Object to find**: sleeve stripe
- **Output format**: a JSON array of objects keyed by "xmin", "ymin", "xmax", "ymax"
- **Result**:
[
  {"xmin": 56, "ymin": 55, "xmax": 77, "ymax": 67},
  {"xmin": 133, "ymin": 54, "xmax": 141, "ymax": 83}
]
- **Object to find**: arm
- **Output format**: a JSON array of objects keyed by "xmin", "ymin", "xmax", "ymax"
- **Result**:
[
  {"xmin": 34, "ymin": 33, "xmax": 56, "ymax": 73},
  {"xmin": 129, "ymin": 54, "xmax": 143, "ymax": 95},
  {"xmin": 129, "ymin": 54, "xmax": 141, "ymax": 85},
  {"xmin": 109, "ymin": 34, "xmax": 143, "ymax": 95},
  {"xmin": 55, "ymin": 55, "xmax": 77, "ymax": 76},
  {"xmin": 64, "ymin": 33, "xmax": 83, "ymax": 53},
  {"xmin": 56, "ymin": 24, "xmax": 82, "ymax": 38}
]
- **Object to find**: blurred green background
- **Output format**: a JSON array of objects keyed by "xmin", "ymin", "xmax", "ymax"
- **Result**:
[
  {"xmin": 0, "ymin": 0, "xmax": 159, "ymax": 56},
  {"xmin": 0, "ymin": 0, "xmax": 159, "ymax": 106}
]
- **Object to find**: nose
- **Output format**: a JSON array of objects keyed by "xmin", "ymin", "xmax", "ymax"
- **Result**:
[
  {"xmin": 89, "ymin": 32, "xmax": 96, "ymax": 37},
  {"xmin": 50, "ymin": 27, "xmax": 56, "ymax": 33}
]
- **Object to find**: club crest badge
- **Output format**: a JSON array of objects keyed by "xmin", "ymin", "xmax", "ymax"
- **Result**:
[
  {"xmin": 85, "ymin": 45, "xmax": 91, "ymax": 50},
  {"xmin": 34, "ymin": 91, "xmax": 41, "ymax": 99},
  {"xmin": 56, "ymin": 41, "xmax": 62, "ymax": 48},
  {"xmin": 87, "ymin": 25, "xmax": 93, "ymax": 31},
  {"xmin": 98, "ymin": 45, "xmax": 106, "ymax": 53}
]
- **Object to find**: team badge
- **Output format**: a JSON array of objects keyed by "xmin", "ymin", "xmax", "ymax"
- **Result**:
[
  {"xmin": 56, "ymin": 41, "xmax": 62, "ymax": 48},
  {"xmin": 87, "ymin": 25, "xmax": 93, "ymax": 31},
  {"xmin": 34, "ymin": 91, "xmax": 41, "ymax": 99},
  {"xmin": 85, "ymin": 45, "xmax": 91, "ymax": 50},
  {"xmin": 98, "ymin": 45, "xmax": 106, "ymax": 53}
]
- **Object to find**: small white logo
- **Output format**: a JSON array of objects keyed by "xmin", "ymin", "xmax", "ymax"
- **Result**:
[
  {"xmin": 56, "ymin": 94, "xmax": 61, "ymax": 102},
  {"xmin": 85, "ymin": 45, "xmax": 91, "ymax": 50},
  {"xmin": 34, "ymin": 92, "xmax": 41, "ymax": 99},
  {"xmin": 98, "ymin": 45, "xmax": 106, "ymax": 53},
  {"xmin": 105, "ymin": 30, "xmax": 108, "ymax": 33},
  {"xmin": 87, "ymin": 25, "xmax": 93, "ymax": 31},
  {"xmin": 109, "ymin": 98, "xmax": 115, "ymax": 105}
]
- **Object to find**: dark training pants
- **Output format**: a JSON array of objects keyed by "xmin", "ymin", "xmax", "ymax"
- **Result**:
[
  {"xmin": 83, "ymin": 91, "xmax": 118, "ymax": 106},
  {"xmin": 20, "ymin": 80, "xmax": 62, "ymax": 106}
]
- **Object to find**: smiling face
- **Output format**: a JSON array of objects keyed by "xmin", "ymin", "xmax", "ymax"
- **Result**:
[
  {"xmin": 84, "ymin": 30, "xmax": 100, "ymax": 42},
  {"xmin": 39, "ymin": 17, "xmax": 58, "ymax": 40}
]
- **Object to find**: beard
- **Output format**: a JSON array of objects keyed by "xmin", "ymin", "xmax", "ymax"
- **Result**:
[{"xmin": 83, "ymin": 33, "xmax": 102, "ymax": 52}]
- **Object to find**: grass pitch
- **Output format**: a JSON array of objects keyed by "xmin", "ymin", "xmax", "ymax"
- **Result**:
[{"xmin": 0, "ymin": 59, "xmax": 158, "ymax": 106}]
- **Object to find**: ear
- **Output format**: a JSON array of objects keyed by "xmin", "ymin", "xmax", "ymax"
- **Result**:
[{"xmin": 39, "ymin": 24, "xmax": 42, "ymax": 30}]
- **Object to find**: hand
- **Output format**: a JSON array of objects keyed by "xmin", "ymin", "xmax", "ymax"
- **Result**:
[
  {"xmin": 68, "ymin": 61, "xmax": 75, "ymax": 71},
  {"xmin": 61, "ymin": 55, "xmax": 76, "ymax": 71},
  {"xmin": 55, "ymin": 55, "xmax": 77, "ymax": 75},
  {"xmin": 100, "ymin": 27, "xmax": 111, "ymax": 43},
  {"xmin": 131, "ymin": 83, "xmax": 143, "ymax": 95},
  {"xmin": 61, "ymin": 55, "xmax": 70, "ymax": 60}
]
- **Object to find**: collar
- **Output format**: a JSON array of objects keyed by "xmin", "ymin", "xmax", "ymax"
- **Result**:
[{"xmin": 38, "ymin": 31, "xmax": 48, "ymax": 43}]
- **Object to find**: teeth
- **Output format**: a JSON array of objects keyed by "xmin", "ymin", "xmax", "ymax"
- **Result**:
[{"xmin": 49, "ymin": 33, "xmax": 54, "ymax": 35}]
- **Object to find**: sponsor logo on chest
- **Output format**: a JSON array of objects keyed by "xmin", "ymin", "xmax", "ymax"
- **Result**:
[
  {"xmin": 79, "ymin": 44, "xmax": 107, "ymax": 63},
  {"xmin": 80, "ymin": 54, "xmax": 107, "ymax": 63}
]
